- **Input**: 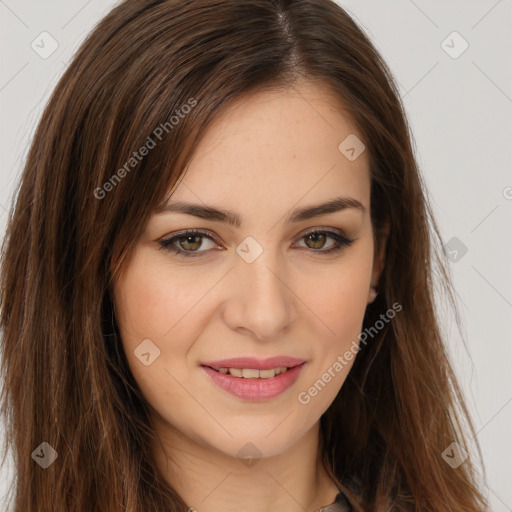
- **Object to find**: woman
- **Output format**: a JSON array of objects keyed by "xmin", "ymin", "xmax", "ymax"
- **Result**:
[{"xmin": 0, "ymin": 0, "xmax": 487, "ymax": 510}]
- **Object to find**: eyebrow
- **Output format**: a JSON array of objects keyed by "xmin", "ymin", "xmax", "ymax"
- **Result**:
[{"xmin": 156, "ymin": 195, "xmax": 365, "ymax": 228}]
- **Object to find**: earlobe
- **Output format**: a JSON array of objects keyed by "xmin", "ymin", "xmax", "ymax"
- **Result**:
[{"xmin": 367, "ymin": 283, "xmax": 378, "ymax": 304}]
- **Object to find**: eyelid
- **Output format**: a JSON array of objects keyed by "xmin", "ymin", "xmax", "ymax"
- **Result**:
[
  {"xmin": 162, "ymin": 228, "xmax": 219, "ymax": 242},
  {"xmin": 298, "ymin": 226, "xmax": 350, "ymax": 239}
]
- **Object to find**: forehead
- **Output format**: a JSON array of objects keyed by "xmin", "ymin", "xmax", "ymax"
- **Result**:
[{"xmin": 167, "ymin": 80, "xmax": 370, "ymax": 222}]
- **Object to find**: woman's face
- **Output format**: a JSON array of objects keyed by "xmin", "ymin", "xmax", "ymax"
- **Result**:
[{"xmin": 112, "ymin": 79, "xmax": 383, "ymax": 460}]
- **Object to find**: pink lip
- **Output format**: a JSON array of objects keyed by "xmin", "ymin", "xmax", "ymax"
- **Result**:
[
  {"xmin": 201, "ymin": 356, "xmax": 305, "ymax": 370},
  {"xmin": 201, "ymin": 363, "xmax": 306, "ymax": 401}
]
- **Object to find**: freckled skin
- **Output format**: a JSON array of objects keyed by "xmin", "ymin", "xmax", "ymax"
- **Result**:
[{"xmin": 112, "ymin": 79, "xmax": 386, "ymax": 512}]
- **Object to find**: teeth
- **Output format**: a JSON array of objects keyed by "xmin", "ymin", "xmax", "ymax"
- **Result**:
[
  {"xmin": 258, "ymin": 368, "xmax": 276, "ymax": 379},
  {"xmin": 242, "ymin": 368, "xmax": 260, "ymax": 379},
  {"xmin": 216, "ymin": 366, "xmax": 289, "ymax": 378},
  {"xmin": 229, "ymin": 368, "xmax": 243, "ymax": 377}
]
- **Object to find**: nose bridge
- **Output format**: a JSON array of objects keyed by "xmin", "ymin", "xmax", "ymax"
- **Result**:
[{"xmin": 228, "ymin": 237, "xmax": 294, "ymax": 339}]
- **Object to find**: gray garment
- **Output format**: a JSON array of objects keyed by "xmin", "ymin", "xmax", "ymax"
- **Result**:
[{"xmin": 314, "ymin": 490, "xmax": 352, "ymax": 512}]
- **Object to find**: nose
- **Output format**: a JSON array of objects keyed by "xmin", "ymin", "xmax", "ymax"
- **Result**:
[{"xmin": 222, "ymin": 247, "xmax": 297, "ymax": 341}]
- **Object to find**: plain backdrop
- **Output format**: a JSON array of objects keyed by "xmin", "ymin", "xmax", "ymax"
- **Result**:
[{"xmin": 0, "ymin": 1, "xmax": 511, "ymax": 510}]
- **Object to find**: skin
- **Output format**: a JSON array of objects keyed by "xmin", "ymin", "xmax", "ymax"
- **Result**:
[{"xmin": 112, "ymin": 78, "xmax": 387, "ymax": 512}]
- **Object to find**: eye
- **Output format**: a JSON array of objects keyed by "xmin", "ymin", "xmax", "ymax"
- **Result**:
[
  {"xmin": 293, "ymin": 229, "xmax": 354, "ymax": 254},
  {"xmin": 158, "ymin": 228, "xmax": 355, "ymax": 258},
  {"xmin": 158, "ymin": 229, "xmax": 219, "ymax": 257}
]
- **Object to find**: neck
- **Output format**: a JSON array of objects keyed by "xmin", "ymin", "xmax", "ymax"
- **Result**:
[{"xmin": 150, "ymin": 416, "xmax": 340, "ymax": 512}]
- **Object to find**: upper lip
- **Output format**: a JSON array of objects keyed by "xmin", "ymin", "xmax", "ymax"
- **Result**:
[{"xmin": 201, "ymin": 356, "xmax": 305, "ymax": 370}]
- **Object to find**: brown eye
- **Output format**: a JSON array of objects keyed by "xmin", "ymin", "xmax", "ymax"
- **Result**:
[
  {"xmin": 295, "ymin": 230, "xmax": 355, "ymax": 255},
  {"xmin": 304, "ymin": 232, "xmax": 327, "ymax": 249},
  {"xmin": 177, "ymin": 234, "xmax": 203, "ymax": 251},
  {"xmin": 159, "ymin": 230, "xmax": 218, "ymax": 257}
]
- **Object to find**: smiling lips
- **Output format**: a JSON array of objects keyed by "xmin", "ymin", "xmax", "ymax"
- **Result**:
[{"xmin": 200, "ymin": 356, "xmax": 306, "ymax": 401}]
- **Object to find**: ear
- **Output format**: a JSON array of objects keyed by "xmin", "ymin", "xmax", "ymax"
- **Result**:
[{"xmin": 367, "ymin": 220, "xmax": 390, "ymax": 304}]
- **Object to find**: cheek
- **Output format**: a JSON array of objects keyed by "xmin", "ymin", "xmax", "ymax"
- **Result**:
[
  {"xmin": 113, "ymin": 248, "xmax": 211, "ymax": 344},
  {"xmin": 112, "ymin": 248, "xmax": 234, "ymax": 403},
  {"xmin": 307, "ymin": 272, "xmax": 368, "ymax": 334},
  {"xmin": 302, "ymin": 248, "xmax": 373, "ymax": 342},
  {"xmin": 112, "ymin": 252, "xmax": 206, "ymax": 412},
  {"xmin": 295, "ymin": 244, "xmax": 373, "ymax": 405}
]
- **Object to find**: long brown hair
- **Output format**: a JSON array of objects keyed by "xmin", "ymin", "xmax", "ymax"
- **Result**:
[{"xmin": 0, "ymin": 0, "xmax": 487, "ymax": 510}]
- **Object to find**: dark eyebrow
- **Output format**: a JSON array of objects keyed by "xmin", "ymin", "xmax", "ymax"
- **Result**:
[{"xmin": 156, "ymin": 196, "xmax": 365, "ymax": 228}]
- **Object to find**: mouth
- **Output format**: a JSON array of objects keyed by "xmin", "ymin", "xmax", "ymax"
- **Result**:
[{"xmin": 200, "ymin": 361, "xmax": 306, "ymax": 401}]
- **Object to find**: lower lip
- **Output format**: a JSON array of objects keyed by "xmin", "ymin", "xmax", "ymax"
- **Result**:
[{"xmin": 201, "ymin": 363, "xmax": 305, "ymax": 401}]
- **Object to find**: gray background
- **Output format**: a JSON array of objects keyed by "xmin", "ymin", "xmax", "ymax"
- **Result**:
[{"xmin": 1, "ymin": 0, "xmax": 511, "ymax": 510}]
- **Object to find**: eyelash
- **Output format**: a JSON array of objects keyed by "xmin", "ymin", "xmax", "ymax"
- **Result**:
[{"xmin": 158, "ymin": 228, "xmax": 355, "ymax": 258}]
